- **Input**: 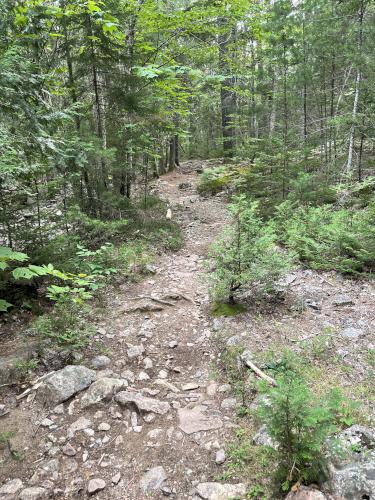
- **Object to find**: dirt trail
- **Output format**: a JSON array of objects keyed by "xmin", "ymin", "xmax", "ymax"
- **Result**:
[{"xmin": 1, "ymin": 164, "xmax": 241, "ymax": 499}]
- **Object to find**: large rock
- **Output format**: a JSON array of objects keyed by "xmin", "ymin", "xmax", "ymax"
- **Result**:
[
  {"xmin": 285, "ymin": 486, "xmax": 328, "ymax": 500},
  {"xmin": 80, "ymin": 378, "xmax": 125, "ymax": 408},
  {"xmin": 36, "ymin": 365, "xmax": 95, "ymax": 405},
  {"xmin": 139, "ymin": 466, "xmax": 167, "ymax": 492},
  {"xmin": 115, "ymin": 391, "xmax": 170, "ymax": 415},
  {"xmin": 0, "ymin": 478, "xmax": 23, "ymax": 499},
  {"xmin": 196, "ymin": 482, "xmax": 247, "ymax": 499},
  {"xmin": 18, "ymin": 488, "xmax": 47, "ymax": 500},
  {"xmin": 325, "ymin": 425, "xmax": 375, "ymax": 499},
  {"xmin": 178, "ymin": 405, "xmax": 223, "ymax": 435}
]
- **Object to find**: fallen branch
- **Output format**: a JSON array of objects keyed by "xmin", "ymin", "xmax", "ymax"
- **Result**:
[
  {"xmin": 245, "ymin": 359, "xmax": 277, "ymax": 386},
  {"xmin": 240, "ymin": 351, "xmax": 277, "ymax": 386}
]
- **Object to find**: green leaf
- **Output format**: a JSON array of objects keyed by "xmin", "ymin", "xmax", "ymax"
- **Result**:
[
  {"xmin": 0, "ymin": 299, "xmax": 12, "ymax": 312},
  {"xmin": 12, "ymin": 267, "xmax": 37, "ymax": 280}
]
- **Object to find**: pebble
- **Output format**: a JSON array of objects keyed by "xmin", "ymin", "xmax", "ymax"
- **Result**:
[
  {"xmin": 98, "ymin": 422, "xmax": 111, "ymax": 431},
  {"xmin": 87, "ymin": 478, "xmax": 106, "ymax": 495},
  {"xmin": 182, "ymin": 383, "xmax": 200, "ymax": 391},
  {"xmin": 91, "ymin": 355, "xmax": 111, "ymax": 369},
  {"xmin": 0, "ymin": 478, "xmax": 24, "ymax": 496},
  {"xmin": 138, "ymin": 371, "xmax": 150, "ymax": 381},
  {"xmin": 158, "ymin": 369, "xmax": 168, "ymax": 379},
  {"xmin": 112, "ymin": 473, "xmax": 121, "ymax": 485},
  {"xmin": 143, "ymin": 357, "xmax": 153, "ymax": 369},
  {"xmin": 215, "ymin": 448, "xmax": 226, "ymax": 464},
  {"xmin": 62, "ymin": 443, "xmax": 77, "ymax": 457},
  {"xmin": 168, "ymin": 340, "xmax": 178, "ymax": 348},
  {"xmin": 127, "ymin": 345, "xmax": 145, "ymax": 358}
]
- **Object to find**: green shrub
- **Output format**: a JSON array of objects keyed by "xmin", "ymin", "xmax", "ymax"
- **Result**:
[
  {"xmin": 257, "ymin": 361, "xmax": 347, "ymax": 492},
  {"xmin": 208, "ymin": 196, "xmax": 294, "ymax": 303},
  {"xmin": 33, "ymin": 297, "xmax": 94, "ymax": 350}
]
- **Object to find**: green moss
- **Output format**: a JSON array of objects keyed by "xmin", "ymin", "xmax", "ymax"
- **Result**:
[{"xmin": 211, "ymin": 302, "xmax": 247, "ymax": 317}]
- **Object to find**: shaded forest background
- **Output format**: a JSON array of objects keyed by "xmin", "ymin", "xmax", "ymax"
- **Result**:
[{"xmin": 1, "ymin": 0, "xmax": 375, "ymax": 312}]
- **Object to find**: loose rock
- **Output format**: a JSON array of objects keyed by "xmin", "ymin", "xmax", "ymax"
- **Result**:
[
  {"xmin": 116, "ymin": 391, "xmax": 170, "ymax": 415},
  {"xmin": 140, "ymin": 466, "xmax": 167, "ymax": 492},
  {"xmin": 80, "ymin": 378, "xmax": 125, "ymax": 408},
  {"xmin": 196, "ymin": 482, "xmax": 247, "ymax": 500},
  {"xmin": 215, "ymin": 449, "xmax": 226, "ymax": 465},
  {"xmin": 0, "ymin": 478, "xmax": 24, "ymax": 498},
  {"xmin": 87, "ymin": 479, "xmax": 106, "ymax": 495},
  {"xmin": 36, "ymin": 365, "xmax": 95, "ymax": 405},
  {"xmin": 18, "ymin": 487, "xmax": 47, "ymax": 500},
  {"xmin": 90, "ymin": 355, "xmax": 111, "ymax": 369},
  {"xmin": 178, "ymin": 405, "xmax": 223, "ymax": 434}
]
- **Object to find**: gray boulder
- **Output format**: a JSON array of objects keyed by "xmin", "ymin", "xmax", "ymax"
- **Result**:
[
  {"xmin": 196, "ymin": 482, "xmax": 247, "ymax": 499},
  {"xmin": 285, "ymin": 486, "xmax": 329, "ymax": 500},
  {"xmin": 80, "ymin": 378, "xmax": 125, "ymax": 408},
  {"xmin": 36, "ymin": 365, "xmax": 95, "ymax": 405},
  {"xmin": 325, "ymin": 425, "xmax": 375, "ymax": 500},
  {"xmin": 115, "ymin": 391, "xmax": 170, "ymax": 415}
]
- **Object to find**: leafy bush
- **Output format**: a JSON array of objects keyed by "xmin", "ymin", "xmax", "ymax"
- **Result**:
[
  {"xmin": 257, "ymin": 359, "xmax": 348, "ymax": 492},
  {"xmin": 273, "ymin": 200, "xmax": 375, "ymax": 274},
  {"xmin": 208, "ymin": 196, "xmax": 294, "ymax": 303},
  {"xmin": 33, "ymin": 297, "xmax": 94, "ymax": 350}
]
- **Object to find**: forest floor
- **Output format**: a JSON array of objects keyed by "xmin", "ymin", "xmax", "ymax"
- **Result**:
[{"xmin": 0, "ymin": 162, "xmax": 374, "ymax": 499}]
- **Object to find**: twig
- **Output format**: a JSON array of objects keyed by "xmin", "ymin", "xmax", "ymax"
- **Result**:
[
  {"xmin": 289, "ymin": 333, "xmax": 319, "ymax": 343},
  {"xmin": 242, "ymin": 358, "xmax": 277, "ymax": 386}
]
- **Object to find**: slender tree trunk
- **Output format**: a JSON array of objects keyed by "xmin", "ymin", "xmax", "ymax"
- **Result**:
[
  {"xmin": 219, "ymin": 19, "xmax": 236, "ymax": 157},
  {"xmin": 346, "ymin": 0, "xmax": 364, "ymax": 174}
]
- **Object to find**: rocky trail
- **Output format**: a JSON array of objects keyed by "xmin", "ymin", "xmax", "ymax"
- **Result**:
[
  {"xmin": 1, "ymin": 162, "xmax": 375, "ymax": 500},
  {"xmin": 0, "ymin": 164, "xmax": 245, "ymax": 500}
]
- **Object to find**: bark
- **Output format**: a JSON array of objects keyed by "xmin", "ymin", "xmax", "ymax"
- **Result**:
[
  {"xmin": 218, "ymin": 19, "xmax": 236, "ymax": 157},
  {"xmin": 346, "ymin": 0, "xmax": 364, "ymax": 174}
]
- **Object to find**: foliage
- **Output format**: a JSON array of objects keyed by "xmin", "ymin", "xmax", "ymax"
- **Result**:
[
  {"xmin": 257, "ymin": 357, "xmax": 349, "ymax": 491},
  {"xmin": 33, "ymin": 297, "xmax": 94, "ymax": 350},
  {"xmin": 273, "ymin": 201, "xmax": 375, "ymax": 274},
  {"xmin": 208, "ymin": 196, "xmax": 294, "ymax": 303}
]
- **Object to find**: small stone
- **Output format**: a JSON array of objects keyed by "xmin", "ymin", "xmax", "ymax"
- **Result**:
[
  {"xmin": 217, "ymin": 384, "xmax": 231, "ymax": 393},
  {"xmin": 158, "ymin": 369, "xmax": 168, "ymax": 379},
  {"xmin": 220, "ymin": 397, "xmax": 237, "ymax": 410},
  {"xmin": 111, "ymin": 473, "xmax": 121, "ymax": 485},
  {"xmin": 68, "ymin": 417, "xmax": 92, "ymax": 435},
  {"xmin": 19, "ymin": 487, "xmax": 47, "ymax": 500},
  {"xmin": 215, "ymin": 448, "xmax": 226, "ymax": 465},
  {"xmin": 333, "ymin": 295, "xmax": 354, "ymax": 306},
  {"xmin": 341, "ymin": 327, "xmax": 364, "ymax": 340},
  {"xmin": 0, "ymin": 478, "xmax": 23, "ymax": 497},
  {"xmin": 90, "ymin": 355, "xmax": 111, "ymax": 369},
  {"xmin": 140, "ymin": 466, "xmax": 167, "ymax": 492},
  {"xmin": 138, "ymin": 371, "xmax": 150, "ymax": 381},
  {"xmin": 147, "ymin": 428, "xmax": 163, "ymax": 439},
  {"xmin": 62, "ymin": 443, "xmax": 76, "ymax": 457},
  {"xmin": 182, "ymin": 383, "xmax": 199, "ymax": 391},
  {"xmin": 143, "ymin": 358, "xmax": 153, "ymax": 369},
  {"xmin": 40, "ymin": 418, "xmax": 54, "ymax": 428},
  {"xmin": 168, "ymin": 340, "xmax": 178, "ymax": 349},
  {"xmin": 196, "ymin": 482, "xmax": 246, "ymax": 499},
  {"xmin": 98, "ymin": 422, "xmax": 111, "ymax": 431},
  {"xmin": 121, "ymin": 370, "xmax": 135, "ymax": 383},
  {"xmin": 87, "ymin": 478, "xmax": 106, "ymax": 495},
  {"xmin": 127, "ymin": 345, "xmax": 145, "ymax": 359}
]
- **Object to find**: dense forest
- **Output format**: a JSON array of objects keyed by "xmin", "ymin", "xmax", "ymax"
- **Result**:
[{"xmin": 0, "ymin": 1, "xmax": 375, "ymax": 499}]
